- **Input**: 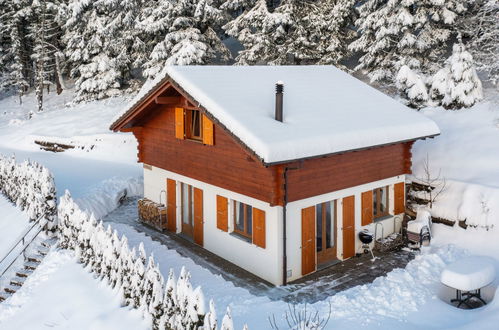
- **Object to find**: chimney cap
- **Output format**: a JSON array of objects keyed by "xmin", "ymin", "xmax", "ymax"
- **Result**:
[{"xmin": 276, "ymin": 80, "xmax": 284, "ymax": 85}]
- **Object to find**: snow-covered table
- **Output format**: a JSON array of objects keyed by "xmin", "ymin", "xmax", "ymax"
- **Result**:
[{"xmin": 440, "ymin": 256, "xmax": 496, "ymax": 308}]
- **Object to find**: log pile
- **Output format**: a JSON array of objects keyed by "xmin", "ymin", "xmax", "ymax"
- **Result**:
[{"xmin": 138, "ymin": 198, "xmax": 167, "ymax": 231}]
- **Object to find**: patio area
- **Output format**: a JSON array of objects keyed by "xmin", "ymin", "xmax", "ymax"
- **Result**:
[{"xmin": 103, "ymin": 197, "xmax": 416, "ymax": 303}]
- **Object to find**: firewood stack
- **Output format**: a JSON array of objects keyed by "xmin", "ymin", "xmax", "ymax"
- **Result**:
[{"xmin": 138, "ymin": 198, "xmax": 167, "ymax": 231}]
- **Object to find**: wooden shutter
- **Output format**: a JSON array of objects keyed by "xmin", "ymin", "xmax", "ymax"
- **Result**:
[
  {"xmin": 202, "ymin": 114, "xmax": 214, "ymax": 145},
  {"xmin": 361, "ymin": 191, "xmax": 373, "ymax": 226},
  {"xmin": 175, "ymin": 107, "xmax": 184, "ymax": 139},
  {"xmin": 166, "ymin": 179, "xmax": 177, "ymax": 232},
  {"xmin": 301, "ymin": 206, "xmax": 316, "ymax": 276},
  {"xmin": 252, "ymin": 207, "xmax": 266, "ymax": 249},
  {"xmin": 394, "ymin": 182, "xmax": 405, "ymax": 214},
  {"xmin": 193, "ymin": 188, "xmax": 204, "ymax": 246},
  {"xmin": 216, "ymin": 195, "xmax": 228, "ymax": 232},
  {"xmin": 342, "ymin": 196, "xmax": 355, "ymax": 259}
]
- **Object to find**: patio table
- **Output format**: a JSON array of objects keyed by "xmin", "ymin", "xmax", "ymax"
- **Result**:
[{"xmin": 440, "ymin": 256, "xmax": 496, "ymax": 308}]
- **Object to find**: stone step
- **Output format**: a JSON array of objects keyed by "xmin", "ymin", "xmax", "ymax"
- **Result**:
[
  {"xmin": 10, "ymin": 276, "xmax": 27, "ymax": 287},
  {"xmin": 41, "ymin": 238, "xmax": 58, "ymax": 248},
  {"xmin": 4, "ymin": 285, "xmax": 18, "ymax": 294},
  {"xmin": 24, "ymin": 261, "xmax": 40, "ymax": 270},
  {"xmin": 38, "ymin": 246, "xmax": 50, "ymax": 256},
  {"xmin": 16, "ymin": 269, "xmax": 33, "ymax": 278},
  {"xmin": 0, "ymin": 292, "xmax": 11, "ymax": 302},
  {"xmin": 27, "ymin": 254, "xmax": 44, "ymax": 263}
]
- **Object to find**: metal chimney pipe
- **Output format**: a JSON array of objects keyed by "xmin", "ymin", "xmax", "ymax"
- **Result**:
[{"xmin": 275, "ymin": 81, "xmax": 284, "ymax": 122}]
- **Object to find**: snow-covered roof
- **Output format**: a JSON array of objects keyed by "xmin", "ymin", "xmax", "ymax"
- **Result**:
[{"xmin": 112, "ymin": 65, "xmax": 440, "ymax": 164}]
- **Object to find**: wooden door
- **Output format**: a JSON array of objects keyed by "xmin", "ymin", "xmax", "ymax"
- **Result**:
[
  {"xmin": 316, "ymin": 201, "xmax": 337, "ymax": 265},
  {"xmin": 342, "ymin": 195, "xmax": 355, "ymax": 259},
  {"xmin": 181, "ymin": 183, "xmax": 194, "ymax": 238},
  {"xmin": 166, "ymin": 179, "xmax": 176, "ymax": 232},
  {"xmin": 394, "ymin": 182, "xmax": 405, "ymax": 214},
  {"xmin": 193, "ymin": 188, "xmax": 203, "ymax": 246},
  {"xmin": 301, "ymin": 206, "xmax": 316, "ymax": 276}
]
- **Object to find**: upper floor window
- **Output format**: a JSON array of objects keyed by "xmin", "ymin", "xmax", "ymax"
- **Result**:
[
  {"xmin": 175, "ymin": 107, "xmax": 214, "ymax": 145},
  {"xmin": 186, "ymin": 109, "xmax": 202, "ymax": 141},
  {"xmin": 373, "ymin": 186, "xmax": 389, "ymax": 219}
]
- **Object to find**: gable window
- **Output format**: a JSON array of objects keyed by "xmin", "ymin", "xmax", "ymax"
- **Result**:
[
  {"xmin": 175, "ymin": 107, "xmax": 214, "ymax": 145},
  {"xmin": 185, "ymin": 109, "xmax": 202, "ymax": 141},
  {"xmin": 373, "ymin": 186, "xmax": 389, "ymax": 220},
  {"xmin": 233, "ymin": 200, "xmax": 253, "ymax": 239}
]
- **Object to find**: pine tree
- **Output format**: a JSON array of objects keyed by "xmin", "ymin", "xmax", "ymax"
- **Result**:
[
  {"xmin": 143, "ymin": 0, "xmax": 229, "ymax": 76},
  {"xmin": 220, "ymin": 307, "xmax": 234, "ymax": 330},
  {"xmin": 350, "ymin": 0, "xmax": 470, "ymax": 84},
  {"xmin": 160, "ymin": 269, "xmax": 178, "ymax": 329},
  {"xmin": 461, "ymin": 0, "xmax": 498, "ymax": 85},
  {"xmin": 430, "ymin": 41, "xmax": 483, "ymax": 109},
  {"xmin": 396, "ymin": 65, "xmax": 429, "ymax": 108},
  {"xmin": 203, "ymin": 299, "xmax": 217, "ymax": 330}
]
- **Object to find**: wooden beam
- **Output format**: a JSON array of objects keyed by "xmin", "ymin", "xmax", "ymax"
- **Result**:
[{"xmin": 155, "ymin": 96, "xmax": 182, "ymax": 104}]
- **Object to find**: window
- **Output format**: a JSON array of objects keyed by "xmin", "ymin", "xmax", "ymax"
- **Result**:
[
  {"xmin": 373, "ymin": 186, "xmax": 389, "ymax": 219},
  {"xmin": 233, "ymin": 200, "xmax": 253, "ymax": 239},
  {"xmin": 185, "ymin": 109, "xmax": 202, "ymax": 141}
]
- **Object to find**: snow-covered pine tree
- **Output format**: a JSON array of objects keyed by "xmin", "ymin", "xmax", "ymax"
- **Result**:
[
  {"xmin": 396, "ymin": 64, "xmax": 429, "ymax": 108},
  {"xmin": 28, "ymin": 0, "xmax": 66, "ymax": 113},
  {"xmin": 148, "ymin": 266, "xmax": 165, "ymax": 330},
  {"xmin": 143, "ymin": 0, "xmax": 229, "ymax": 76},
  {"xmin": 0, "ymin": 0, "xmax": 31, "ymax": 104},
  {"xmin": 224, "ymin": 0, "xmax": 324, "ymax": 65},
  {"xmin": 159, "ymin": 269, "xmax": 178, "ymax": 329},
  {"xmin": 130, "ymin": 256, "xmax": 146, "ymax": 308},
  {"xmin": 430, "ymin": 41, "xmax": 482, "ymax": 109},
  {"xmin": 191, "ymin": 286, "xmax": 206, "ymax": 328},
  {"xmin": 220, "ymin": 0, "xmax": 256, "ymax": 17},
  {"xmin": 138, "ymin": 0, "xmax": 175, "ymax": 79},
  {"xmin": 316, "ymin": 0, "xmax": 356, "ymax": 67},
  {"xmin": 220, "ymin": 307, "xmax": 234, "ymax": 330},
  {"xmin": 461, "ymin": 0, "xmax": 498, "ymax": 85},
  {"xmin": 350, "ymin": 0, "xmax": 470, "ymax": 84},
  {"xmin": 203, "ymin": 299, "xmax": 217, "ymax": 330}
]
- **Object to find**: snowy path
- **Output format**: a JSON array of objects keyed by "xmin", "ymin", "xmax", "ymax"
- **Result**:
[
  {"xmin": 0, "ymin": 249, "xmax": 149, "ymax": 330},
  {"xmin": 0, "ymin": 195, "xmax": 30, "ymax": 260}
]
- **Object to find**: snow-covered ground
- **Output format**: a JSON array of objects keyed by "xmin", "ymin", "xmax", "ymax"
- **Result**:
[
  {"xmin": 0, "ymin": 249, "xmax": 148, "ymax": 330},
  {"xmin": 0, "ymin": 85, "xmax": 499, "ymax": 329},
  {"xmin": 0, "ymin": 195, "xmax": 30, "ymax": 260}
]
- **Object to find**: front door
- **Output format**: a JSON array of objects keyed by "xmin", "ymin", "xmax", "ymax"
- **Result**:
[
  {"xmin": 301, "ymin": 206, "xmax": 316, "ymax": 276},
  {"xmin": 316, "ymin": 201, "xmax": 337, "ymax": 265},
  {"xmin": 181, "ymin": 183, "xmax": 195, "ymax": 239}
]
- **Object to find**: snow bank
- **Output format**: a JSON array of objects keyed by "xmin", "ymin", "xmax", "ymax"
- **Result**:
[
  {"xmin": 0, "ymin": 249, "xmax": 149, "ymax": 330},
  {"xmin": 0, "ymin": 195, "xmax": 30, "ymax": 261},
  {"xmin": 75, "ymin": 177, "xmax": 143, "ymax": 220}
]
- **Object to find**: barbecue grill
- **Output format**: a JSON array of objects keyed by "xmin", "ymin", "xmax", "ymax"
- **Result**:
[{"xmin": 358, "ymin": 229, "xmax": 375, "ymax": 259}]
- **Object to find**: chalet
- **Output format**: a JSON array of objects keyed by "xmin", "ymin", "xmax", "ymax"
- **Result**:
[{"xmin": 110, "ymin": 66, "xmax": 440, "ymax": 286}]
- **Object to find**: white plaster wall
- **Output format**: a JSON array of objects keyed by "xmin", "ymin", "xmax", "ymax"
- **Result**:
[
  {"xmin": 143, "ymin": 165, "xmax": 284, "ymax": 285},
  {"xmin": 285, "ymin": 175, "xmax": 405, "ymax": 283}
]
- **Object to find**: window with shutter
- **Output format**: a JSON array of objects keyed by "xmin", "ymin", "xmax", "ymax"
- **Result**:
[
  {"xmin": 394, "ymin": 182, "xmax": 405, "ymax": 214},
  {"xmin": 216, "ymin": 195, "xmax": 228, "ymax": 232},
  {"xmin": 361, "ymin": 191, "xmax": 373, "ymax": 226}
]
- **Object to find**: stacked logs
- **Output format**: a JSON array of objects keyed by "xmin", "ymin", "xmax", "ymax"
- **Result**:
[{"xmin": 138, "ymin": 198, "xmax": 167, "ymax": 231}]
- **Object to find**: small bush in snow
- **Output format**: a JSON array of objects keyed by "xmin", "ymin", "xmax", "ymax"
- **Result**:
[
  {"xmin": 269, "ymin": 303, "xmax": 331, "ymax": 330},
  {"xmin": 0, "ymin": 154, "xmax": 57, "ymax": 231},
  {"xmin": 58, "ymin": 191, "xmax": 244, "ymax": 330},
  {"xmin": 396, "ymin": 65, "xmax": 429, "ymax": 109},
  {"xmin": 430, "ymin": 42, "xmax": 483, "ymax": 109}
]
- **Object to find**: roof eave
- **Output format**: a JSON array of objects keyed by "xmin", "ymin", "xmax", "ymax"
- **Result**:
[{"xmin": 262, "ymin": 133, "xmax": 440, "ymax": 167}]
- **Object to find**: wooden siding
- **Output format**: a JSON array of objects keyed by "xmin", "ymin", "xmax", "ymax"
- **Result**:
[
  {"xmin": 286, "ymin": 143, "xmax": 413, "ymax": 203},
  {"xmin": 136, "ymin": 104, "xmax": 278, "ymax": 205}
]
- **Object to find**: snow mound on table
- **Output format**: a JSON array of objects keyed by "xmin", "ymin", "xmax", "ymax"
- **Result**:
[
  {"xmin": 440, "ymin": 256, "xmax": 496, "ymax": 291},
  {"xmin": 76, "ymin": 177, "xmax": 143, "ymax": 219}
]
